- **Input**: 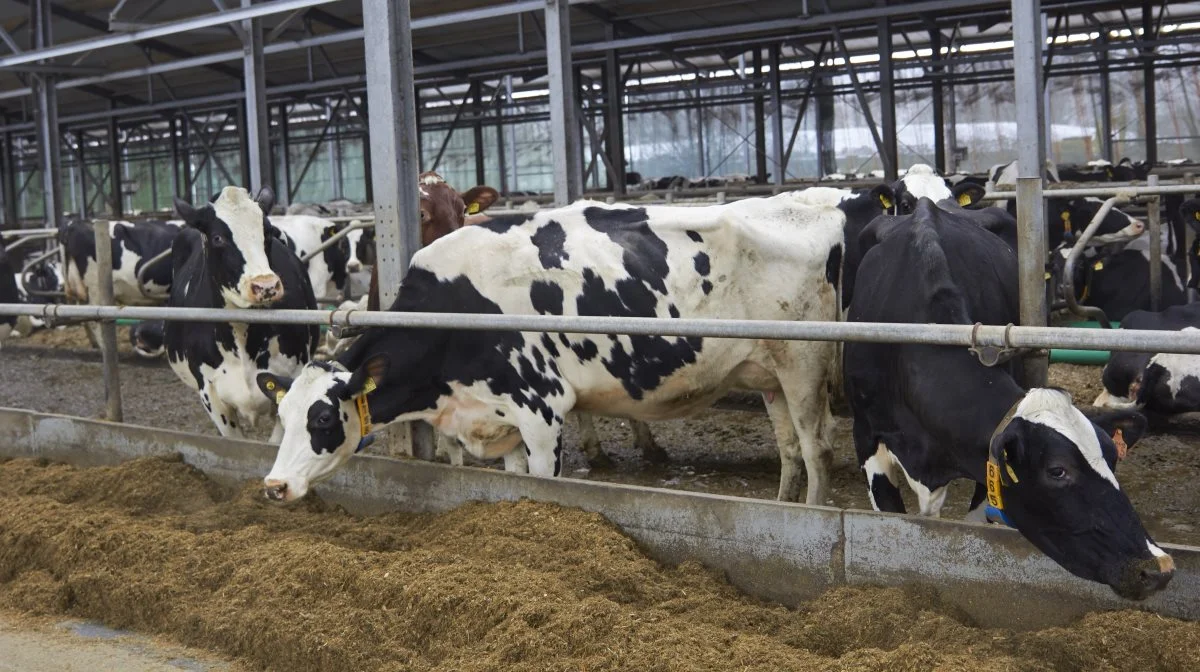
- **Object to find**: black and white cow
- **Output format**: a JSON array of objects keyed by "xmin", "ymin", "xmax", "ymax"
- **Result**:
[
  {"xmin": 61, "ymin": 218, "xmax": 179, "ymax": 305},
  {"xmin": 845, "ymin": 196, "xmax": 1172, "ymax": 600},
  {"xmin": 257, "ymin": 194, "xmax": 846, "ymax": 504},
  {"xmin": 0, "ymin": 238, "xmax": 20, "ymax": 343},
  {"xmin": 887, "ymin": 163, "xmax": 952, "ymax": 214},
  {"xmin": 345, "ymin": 223, "xmax": 375, "ymax": 273},
  {"xmin": 270, "ymin": 215, "xmax": 350, "ymax": 300},
  {"xmin": 1096, "ymin": 302, "xmax": 1200, "ymax": 415},
  {"xmin": 1059, "ymin": 232, "xmax": 1186, "ymax": 322},
  {"xmin": 166, "ymin": 187, "xmax": 319, "ymax": 439}
]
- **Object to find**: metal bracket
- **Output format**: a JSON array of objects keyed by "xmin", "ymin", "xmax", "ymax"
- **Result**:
[{"xmin": 968, "ymin": 322, "xmax": 1020, "ymax": 367}]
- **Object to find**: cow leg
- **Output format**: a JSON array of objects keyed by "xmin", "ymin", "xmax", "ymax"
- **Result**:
[
  {"xmin": 862, "ymin": 441, "xmax": 906, "ymax": 513},
  {"xmin": 632, "ymin": 420, "xmax": 669, "ymax": 464},
  {"xmin": 576, "ymin": 413, "xmax": 611, "ymax": 466},
  {"xmin": 503, "ymin": 445, "xmax": 529, "ymax": 473},
  {"xmin": 964, "ymin": 482, "xmax": 988, "ymax": 523},
  {"xmin": 765, "ymin": 393, "xmax": 804, "ymax": 501},
  {"xmin": 772, "ymin": 382, "xmax": 835, "ymax": 505},
  {"xmin": 435, "ymin": 434, "xmax": 464, "ymax": 467},
  {"xmin": 202, "ymin": 389, "xmax": 245, "ymax": 439},
  {"xmin": 83, "ymin": 320, "xmax": 101, "ymax": 349}
]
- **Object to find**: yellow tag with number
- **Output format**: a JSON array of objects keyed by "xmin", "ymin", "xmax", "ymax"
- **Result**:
[
  {"xmin": 986, "ymin": 460, "xmax": 1004, "ymax": 509},
  {"xmin": 958, "ymin": 192, "xmax": 972, "ymax": 206},
  {"xmin": 356, "ymin": 395, "xmax": 372, "ymax": 436},
  {"xmin": 467, "ymin": 201, "xmax": 481, "ymax": 215},
  {"xmin": 1094, "ymin": 260, "xmax": 1105, "ymax": 271},
  {"xmin": 1061, "ymin": 210, "xmax": 1072, "ymax": 234},
  {"xmin": 363, "ymin": 376, "xmax": 377, "ymax": 395},
  {"xmin": 275, "ymin": 390, "xmax": 286, "ymax": 405},
  {"xmin": 879, "ymin": 194, "xmax": 893, "ymax": 209}
]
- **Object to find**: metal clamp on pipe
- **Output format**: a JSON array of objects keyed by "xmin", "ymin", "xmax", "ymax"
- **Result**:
[
  {"xmin": 969, "ymin": 322, "xmax": 1020, "ymax": 367},
  {"xmin": 1062, "ymin": 195, "xmax": 1129, "ymax": 329}
]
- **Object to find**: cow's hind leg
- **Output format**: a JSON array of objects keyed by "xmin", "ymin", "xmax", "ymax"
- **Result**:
[
  {"xmin": 765, "ymin": 392, "xmax": 805, "ymax": 502},
  {"xmin": 632, "ymin": 420, "xmax": 669, "ymax": 464},
  {"xmin": 771, "ymin": 379, "xmax": 836, "ymax": 505},
  {"xmin": 575, "ymin": 413, "xmax": 612, "ymax": 467},
  {"xmin": 503, "ymin": 445, "xmax": 529, "ymax": 473}
]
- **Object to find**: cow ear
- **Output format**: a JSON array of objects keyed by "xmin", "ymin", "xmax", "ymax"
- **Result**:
[
  {"xmin": 868, "ymin": 184, "xmax": 897, "ymax": 212},
  {"xmin": 951, "ymin": 182, "xmax": 986, "ymax": 208},
  {"xmin": 1179, "ymin": 199, "xmax": 1200, "ymax": 233},
  {"xmin": 346, "ymin": 354, "xmax": 389, "ymax": 397},
  {"xmin": 1088, "ymin": 410, "xmax": 1148, "ymax": 461},
  {"xmin": 257, "ymin": 372, "xmax": 293, "ymax": 406},
  {"xmin": 990, "ymin": 423, "xmax": 1026, "ymax": 485},
  {"xmin": 461, "ymin": 186, "xmax": 500, "ymax": 215},
  {"xmin": 264, "ymin": 217, "xmax": 283, "ymax": 243},
  {"xmin": 254, "ymin": 186, "xmax": 275, "ymax": 215},
  {"xmin": 174, "ymin": 197, "xmax": 197, "ymax": 222}
]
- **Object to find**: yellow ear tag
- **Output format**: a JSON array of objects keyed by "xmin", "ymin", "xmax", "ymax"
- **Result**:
[
  {"xmin": 1194, "ymin": 210, "xmax": 1200, "ymax": 222},
  {"xmin": 958, "ymin": 192, "xmax": 972, "ymax": 206},
  {"xmin": 265, "ymin": 380, "xmax": 275, "ymax": 391},
  {"xmin": 362, "ymin": 376, "xmax": 377, "ymax": 395},
  {"xmin": 275, "ymin": 390, "xmax": 286, "ymax": 405},
  {"xmin": 467, "ymin": 201, "xmax": 481, "ymax": 215},
  {"xmin": 1005, "ymin": 464, "xmax": 1019, "ymax": 484},
  {"xmin": 1044, "ymin": 272, "xmax": 1052, "ymax": 280},
  {"xmin": 355, "ymin": 395, "xmax": 372, "ymax": 436},
  {"xmin": 1093, "ymin": 260, "xmax": 1104, "ymax": 271},
  {"xmin": 1060, "ymin": 210, "xmax": 1072, "ymax": 234},
  {"xmin": 879, "ymin": 194, "xmax": 893, "ymax": 210},
  {"xmin": 985, "ymin": 460, "xmax": 1004, "ymax": 510}
]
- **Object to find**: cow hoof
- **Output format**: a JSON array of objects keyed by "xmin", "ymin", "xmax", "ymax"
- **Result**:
[
  {"xmin": 640, "ymin": 441, "xmax": 670, "ymax": 465},
  {"xmin": 585, "ymin": 450, "xmax": 616, "ymax": 470}
]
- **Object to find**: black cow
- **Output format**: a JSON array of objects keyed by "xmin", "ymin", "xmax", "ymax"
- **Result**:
[
  {"xmin": 165, "ymin": 186, "xmax": 319, "ymax": 439},
  {"xmin": 845, "ymin": 196, "xmax": 1172, "ymax": 600},
  {"xmin": 61, "ymin": 218, "xmax": 178, "ymax": 305},
  {"xmin": 1097, "ymin": 302, "xmax": 1200, "ymax": 415},
  {"xmin": 0, "ymin": 238, "xmax": 19, "ymax": 342},
  {"xmin": 1058, "ymin": 234, "xmax": 1187, "ymax": 322}
]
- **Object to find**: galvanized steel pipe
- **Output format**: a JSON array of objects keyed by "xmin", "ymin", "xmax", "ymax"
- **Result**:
[{"xmin": 1062, "ymin": 195, "xmax": 1127, "ymax": 328}]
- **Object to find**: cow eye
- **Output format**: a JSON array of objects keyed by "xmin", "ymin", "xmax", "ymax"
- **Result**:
[
  {"xmin": 318, "ymin": 412, "xmax": 333, "ymax": 426},
  {"xmin": 211, "ymin": 233, "xmax": 226, "ymax": 247},
  {"xmin": 1047, "ymin": 466, "xmax": 1068, "ymax": 480}
]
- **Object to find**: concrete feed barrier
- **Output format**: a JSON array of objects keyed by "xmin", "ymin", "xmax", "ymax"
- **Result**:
[{"xmin": 0, "ymin": 406, "xmax": 1195, "ymax": 630}]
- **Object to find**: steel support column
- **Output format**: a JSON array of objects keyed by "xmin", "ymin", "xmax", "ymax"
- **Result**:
[
  {"xmin": 816, "ymin": 76, "xmax": 835, "ymax": 177},
  {"xmin": 1012, "ymin": 0, "xmax": 1048, "ymax": 386},
  {"xmin": 877, "ymin": 11, "xmax": 897, "ymax": 181},
  {"xmin": 75, "ymin": 131, "xmax": 88, "ymax": 218},
  {"xmin": 363, "ymin": 0, "xmax": 427, "ymax": 460},
  {"xmin": 107, "ymin": 114, "xmax": 123, "ymax": 218},
  {"xmin": 31, "ymin": 0, "xmax": 63, "ymax": 229},
  {"xmin": 930, "ymin": 26, "xmax": 946, "ymax": 174},
  {"xmin": 1097, "ymin": 33, "xmax": 1113, "ymax": 160},
  {"xmin": 473, "ymin": 83, "xmax": 486, "ymax": 188},
  {"xmin": 1142, "ymin": 3, "xmax": 1157, "ymax": 165},
  {"xmin": 496, "ymin": 89, "xmax": 509, "ymax": 195},
  {"xmin": 603, "ymin": 42, "xmax": 625, "ymax": 195},
  {"xmin": 243, "ymin": 0, "xmax": 272, "ymax": 193},
  {"xmin": 1, "ymin": 128, "xmax": 16, "ymax": 226},
  {"xmin": 769, "ymin": 44, "xmax": 785, "ymax": 187},
  {"xmin": 752, "ymin": 49, "xmax": 768, "ymax": 184},
  {"xmin": 545, "ymin": 0, "xmax": 582, "ymax": 204},
  {"xmin": 278, "ymin": 102, "xmax": 292, "ymax": 203}
]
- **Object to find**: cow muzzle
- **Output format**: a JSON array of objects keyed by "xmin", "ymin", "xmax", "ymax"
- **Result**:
[
  {"xmin": 1115, "ymin": 553, "xmax": 1175, "ymax": 600},
  {"xmin": 247, "ymin": 274, "xmax": 285, "ymax": 304},
  {"xmin": 346, "ymin": 260, "xmax": 362, "ymax": 273},
  {"xmin": 263, "ymin": 477, "xmax": 305, "ymax": 502}
]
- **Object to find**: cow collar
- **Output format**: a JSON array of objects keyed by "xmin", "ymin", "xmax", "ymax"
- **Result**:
[{"xmin": 984, "ymin": 400, "xmax": 1023, "ymax": 528}]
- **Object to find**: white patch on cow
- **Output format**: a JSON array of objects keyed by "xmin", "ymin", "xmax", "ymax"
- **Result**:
[
  {"xmin": 1093, "ymin": 388, "xmax": 1139, "ymax": 409},
  {"xmin": 421, "ymin": 173, "xmax": 445, "ymax": 186},
  {"xmin": 1122, "ymin": 232, "xmax": 1185, "ymax": 291},
  {"xmin": 1015, "ymin": 388, "xmax": 1119, "ymax": 489},
  {"xmin": 899, "ymin": 163, "xmax": 951, "ymax": 202},
  {"xmin": 1148, "ymin": 540, "xmax": 1168, "ymax": 558},
  {"xmin": 271, "ymin": 214, "xmax": 340, "ymax": 298},
  {"xmin": 211, "ymin": 186, "xmax": 275, "ymax": 307},
  {"xmin": 865, "ymin": 441, "xmax": 947, "ymax": 516},
  {"xmin": 1087, "ymin": 159, "xmax": 1113, "ymax": 167},
  {"xmin": 1086, "ymin": 198, "xmax": 1145, "ymax": 246},
  {"xmin": 1148, "ymin": 333, "xmax": 1200, "ymax": 399},
  {"xmin": 346, "ymin": 224, "xmax": 367, "ymax": 272}
]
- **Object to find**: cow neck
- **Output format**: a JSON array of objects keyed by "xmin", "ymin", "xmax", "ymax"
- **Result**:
[
  {"xmin": 338, "ymin": 326, "xmax": 445, "ymax": 430},
  {"xmin": 962, "ymin": 383, "xmax": 1025, "ymax": 485}
]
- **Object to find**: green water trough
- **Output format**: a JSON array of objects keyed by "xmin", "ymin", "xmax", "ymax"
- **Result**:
[{"xmin": 1048, "ymin": 320, "xmax": 1119, "ymax": 366}]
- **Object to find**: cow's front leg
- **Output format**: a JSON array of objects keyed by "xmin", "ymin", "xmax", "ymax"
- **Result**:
[
  {"xmin": 520, "ymin": 416, "xmax": 567, "ymax": 477},
  {"xmin": 202, "ymin": 387, "xmax": 245, "ymax": 439}
]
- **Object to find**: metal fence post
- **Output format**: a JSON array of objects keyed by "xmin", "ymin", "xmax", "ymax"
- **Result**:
[
  {"xmin": 1148, "ymin": 174, "xmax": 1162, "ymax": 311},
  {"xmin": 92, "ymin": 220, "xmax": 123, "ymax": 422}
]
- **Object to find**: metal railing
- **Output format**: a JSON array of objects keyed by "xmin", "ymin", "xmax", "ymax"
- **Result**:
[{"xmin": 5, "ymin": 302, "xmax": 1200, "ymax": 356}]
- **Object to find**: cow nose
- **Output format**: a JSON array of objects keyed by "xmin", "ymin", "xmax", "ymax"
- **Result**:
[
  {"xmin": 264, "ymin": 479, "xmax": 288, "ymax": 501},
  {"xmin": 346, "ymin": 261, "xmax": 361, "ymax": 272},
  {"xmin": 1129, "ymin": 219, "xmax": 1145, "ymax": 235},
  {"xmin": 250, "ymin": 276, "xmax": 284, "ymax": 303}
]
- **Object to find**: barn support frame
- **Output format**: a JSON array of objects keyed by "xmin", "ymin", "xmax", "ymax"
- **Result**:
[
  {"xmin": 362, "ymin": 0, "xmax": 430, "ymax": 460},
  {"xmin": 108, "ymin": 112, "xmax": 123, "ymax": 218},
  {"xmin": 31, "ymin": 0, "xmax": 63, "ymax": 229},
  {"xmin": 546, "ymin": 0, "xmax": 582, "ymax": 205},
  {"xmin": 1, "ymin": 124, "xmax": 17, "ymax": 227},
  {"xmin": 242, "ymin": 0, "xmax": 272, "ymax": 194},
  {"xmin": 1012, "ymin": 0, "xmax": 1049, "ymax": 387},
  {"xmin": 1142, "ymin": 2, "xmax": 1158, "ymax": 165}
]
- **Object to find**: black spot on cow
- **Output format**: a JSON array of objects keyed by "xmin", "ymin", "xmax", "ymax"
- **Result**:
[
  {"xmin": 530, "ymin": 280, "xmax": 564, "ymax": 315},
  {"xmin": 701, "ymin": 280, "xmax": 713, "ymax": 295},
  {"xmin": 531, "ymin": 221, "xmax": 569, "ymax": 269},
  {"xmin": 308, "ymin": 400, "xmax": 346, "ymax": 455},
  {"xmin": 558, "ymin": 333, "xmax": 571, "ymax": 349},
  {"xmin": 220, "ymin": 414, "xmax": 228, "ymax": 426},
  {"xmin": 553, "ymin": 436, "xmax": 564, "ymax": 477},
  {"xmin": 475, "ymin": 213, "xmax": 533, "ymax": 235},
  {"xmin": 686, "ymin": 230, "xmax": 703, "ymax": 243},
  {"xmin": 575, "ymin": 267, "xmax": 702, "ymax": 399},
  {"xmin": 570, "ymin": 338, "xmax": 599, "ymax": 362},
  {"xmin": 693, "ymin": 252, "xmax": 711, "ymax": 277},
  {"xmin": 540, "ymin": 334, "xmax": 560, "ymax": 358},
  {"xmin": 826, "ymin": 243, "xmax": 843, "ymax": 290},
  {"xmin": 495, "ymin": 409, "xmax": 506, "ymax": 417},
  {"xmin": 582, "ymin": 206, "xmax": 670, "ymax": 294},
  {"xmin": 532, "ymin": 347, "xmax": 547, "ymax": 373},
  {"xmin": 669, "ymin": 304, "xmax": 680, "ymax": 318}
]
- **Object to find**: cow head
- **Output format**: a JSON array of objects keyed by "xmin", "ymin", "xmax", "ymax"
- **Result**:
[
  {"xmin": 345, "ymin": 223, "xmax": 376, "ymax": 272},
  {"xmin": 987, "ymin": 389, "xmax": 1171, "ymax": 600},
  {"xmin": 1052, "ymin": 198, "xmax": 1144, "ymax": 247},
  {"xmin": 891, "ymin": 164, "xmax": 952, "ymax": 214},
  {"xmin": 256, "ymin": 355, "xmax": 389, "ymax": 502},
  {"xmin": 173, "ymin": 186, "xmax": 283, "ymax": 308},
  {"xmin": 418, "ymin": 171, "xmax": 499, "ymax": 245}
]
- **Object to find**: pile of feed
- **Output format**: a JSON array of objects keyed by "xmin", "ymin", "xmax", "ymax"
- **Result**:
[{"xmin": 0, "ymin": 455, "xmax": 1196, "ymax": 672}]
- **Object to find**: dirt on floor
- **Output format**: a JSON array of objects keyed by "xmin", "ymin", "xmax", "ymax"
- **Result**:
[
  {"xmin": 0, "ymin": 329, "xmax": 1198, "ymax": 546},
  {"xmin": 0, "ymin": 455, "xmax": 1197, "ymax": 672}
]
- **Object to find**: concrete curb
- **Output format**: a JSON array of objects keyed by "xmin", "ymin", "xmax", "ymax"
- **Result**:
[{"xmin": 0, "ymin": 407, "xmax": 1195, "ymax": 629}]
